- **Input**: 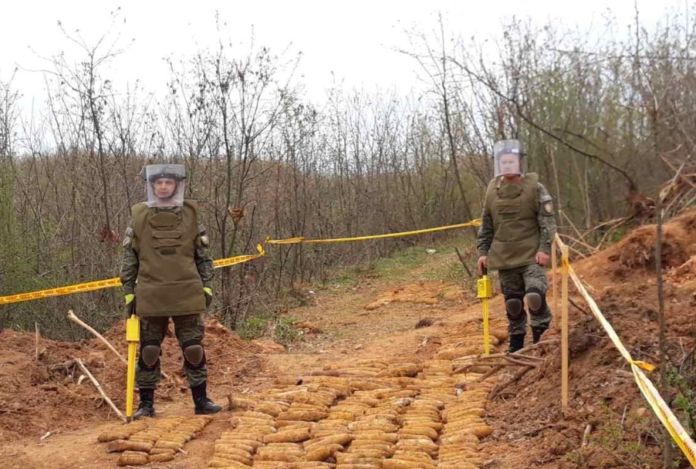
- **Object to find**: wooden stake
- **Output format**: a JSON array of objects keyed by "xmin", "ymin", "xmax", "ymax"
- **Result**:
[
  {"xmin": 75, "ymin": 358, "xmax": 126, "ymax": 422},
  {"xmin": 561, "ymin": 245, "xmax": 570, "ymax": 409},
  {"xmin": 558, "ymin": 240, "xmax": 589, "ymax": 260},
  {"xmin": 656, "ymin": 195, "xmax": 674, "ymax": 467},
  {"xmin": 552, "ymin": 239, "xmax": 558, "ymax": 330},
  {"xmin": 35, "ymin": 322, "xmax": 40, "ymax": 364}
]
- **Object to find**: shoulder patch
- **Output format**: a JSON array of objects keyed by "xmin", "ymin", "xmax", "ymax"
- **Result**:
[{"xmin": 543, "ymin": 201, "xmax": 554, "ymax": 214}]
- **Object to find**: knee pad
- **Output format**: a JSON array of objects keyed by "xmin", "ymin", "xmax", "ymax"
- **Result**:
[
  {"xmin": 505, "ymin": 295, "xmax": 524, "ymax": 320},
  {"xmin": 182, "ymin": 339, "xmax": 206, "ymax": 370},
  {"xmin": 525, "ymin": 287, "xmax": 546, "ymax": 313},
  {"xmin": 139, "ymin": 340, "xmax": 161, "ymax": 370}
]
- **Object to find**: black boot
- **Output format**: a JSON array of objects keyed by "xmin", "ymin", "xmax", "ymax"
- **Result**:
[
  {"xmin": 507, "ymin": 334, "xmax": 525, "ymax": 354},
  {"xmin": 191, "ymin": 381, "xmax": 222, "ymax": 415},
  {"xmin": 134, "ymin": 388, "xmax": 155, "ymax": 420},
  {"xmin": 532, "ymin": 327, "xmax": 546, "ymax": 344}
]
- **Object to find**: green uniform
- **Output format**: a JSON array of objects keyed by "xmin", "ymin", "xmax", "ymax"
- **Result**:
[
  {"xmin": 136, "ymin": 315, "xmax": 206, "ymax": 388},
  {"xmin": 497, "ymin": 264, "xmax": 551, "ymax": 335},
  {"xmin": 476, "ymin": 173, "xmax": 557, "ymax": 336},
  {"xmin": 120, "ymin": 200, "xmax": 214, "ymax": 389}
]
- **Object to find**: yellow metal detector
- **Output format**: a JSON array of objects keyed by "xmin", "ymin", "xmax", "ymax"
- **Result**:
[
  {"xmin": 477, "ymin": 266, "xmax": 493, "ymax": 355},
  {"xmin": 125, "ymin": 314, "xmax": 140, "ymax": 422}
]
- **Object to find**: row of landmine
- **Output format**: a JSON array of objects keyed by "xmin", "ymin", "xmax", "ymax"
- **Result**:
[
  {"xmin": 96, "ymin": 320, "xmax": 507, "ymax": 468},
  {"xmin": 209, "ymin": 321, "xmax": 506, "ymax": 469},
  {"xmin": 97, "ymin": 414, "xmax": 214, "ymax": 465}
]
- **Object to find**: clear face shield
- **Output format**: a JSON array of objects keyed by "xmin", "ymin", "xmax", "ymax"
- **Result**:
[
  {"xmin": 493, "ymin": 139, "xmax": 526, "ymax": 177},
  {"xmin": 143, "ymin": 164, "xmax": 186, "ymax": 208}
]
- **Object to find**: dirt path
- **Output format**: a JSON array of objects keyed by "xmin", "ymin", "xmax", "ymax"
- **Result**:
[
  {"xmin": 0, "ymin": 244, "xmax": 519, "ymax": 469},
  {"xmin": 5, "ymin": 212, "xmax": 696, "ymax": 469}
]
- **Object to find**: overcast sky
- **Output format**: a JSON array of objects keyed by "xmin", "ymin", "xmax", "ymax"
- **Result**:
[{"xmin": 0, "ymin": 0, "xmax": 688, "ymax": 112}]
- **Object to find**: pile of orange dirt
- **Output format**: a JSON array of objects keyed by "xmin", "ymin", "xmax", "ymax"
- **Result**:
[
  {"xmin": 479, "ymin": 207, "xmax": 696, "ymax": 469},
  {"xmin": 0, "ymin": 318, "xmax": 263, "ymax": 442}
]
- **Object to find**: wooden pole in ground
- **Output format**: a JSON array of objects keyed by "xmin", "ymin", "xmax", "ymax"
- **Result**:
[
  {"xmin": 552, "ymin": 239, "xmax": 558, "ymax": 330},
  {"xmin": 561, "ymin": 245, "xmax": 569, "ymax": 409},
  {"xmin": 655, "ymin": 196, "xmax": 674, "ymax": 467},
  {"xmin": 35, "ymin": 323, "xmax": 40, "ymax": 364}
]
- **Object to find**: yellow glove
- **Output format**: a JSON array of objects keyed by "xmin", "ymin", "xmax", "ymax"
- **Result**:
[
  {"xmin": 125, "ymin": 293, "xmax": 136, "ymax": 316},
  {"xmin": 203, "ymin": 287, "xmax": 213, "ymax": 308}
]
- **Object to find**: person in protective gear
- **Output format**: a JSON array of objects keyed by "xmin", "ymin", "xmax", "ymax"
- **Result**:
[
  {"xmin": 120, "ymin": 163, "xmax": 222, "ymax": 418},
  {"xmin": 476, "ymin": 140, "xmax": 557, "ymax": 353}
]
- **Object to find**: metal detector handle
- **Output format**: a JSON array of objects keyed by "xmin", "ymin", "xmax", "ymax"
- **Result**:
[{"xmin": 125, "ymin": 314, "xmax": 140, "ymax": 422}]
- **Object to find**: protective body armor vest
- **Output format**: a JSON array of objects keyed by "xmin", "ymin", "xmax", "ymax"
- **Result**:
[
  {"xmin": 131, "ymin": 200, "xmax": 206, "ymax": 317},
  {"xmin": 484, "ymin": 173, "xmax": 540, "ymax": 271}
]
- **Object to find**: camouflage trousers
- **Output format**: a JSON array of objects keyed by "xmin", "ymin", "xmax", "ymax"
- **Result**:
[
  {"xmin": 136, "ymin": 314, "xmax": 207, "ymax": 389},
  {"xmin": 499, "ymin": 263, "xmax": 553, "ymax": 336}
]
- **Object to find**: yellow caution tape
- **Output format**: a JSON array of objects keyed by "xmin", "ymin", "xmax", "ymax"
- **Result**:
[
  {"xmin": 566, "ymin": 261, "xmax": 654, "ymax": 372},
  {"xmin": 631, "ymin": 360, "xmax": 656, "ymax": 372},
  {"xmin": 632, "ymin": 365, "xmax": 696, "ymax": 467},
  {"xmin": 555, "ymin": 234, "xmax": 696, "ymax": 465},
  {"xmin": 265, "ymin": 219, "xmax": 482, "ymax": 245},
  {"xmin": 213, "ymin": 244, "xmax": 265, "ymax": 268},
  {"xmin": 0, "ymin": 277, "xmax": 123, "ymax": 305},
  {"xmin": 0, "ymin": 218, "xmax": 479, "ymax": 306},
  {"xmin": 0, "ymin": 219, "xmax": 480, "ymax": 306},
  {"xmin": 267, "ymin": 236, "xmax": 305, "ymax": 245},
  {"xmin": 0, "ymin": 247, "xmax": 267, "ymax": 306}
]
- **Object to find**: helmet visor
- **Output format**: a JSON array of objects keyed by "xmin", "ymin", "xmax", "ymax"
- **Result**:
[
  {"xmin": 493, "ymin": 139, "xmax": 526, "ymax": 177},
  {"xmin": 145, "ymin": 164, "xmax": 186, "ymax": 207}
]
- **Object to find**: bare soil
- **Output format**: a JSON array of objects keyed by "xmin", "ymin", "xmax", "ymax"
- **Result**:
[{"xmin": 1, "ymin": 210, "xmax": 696, "ymax": 469}]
